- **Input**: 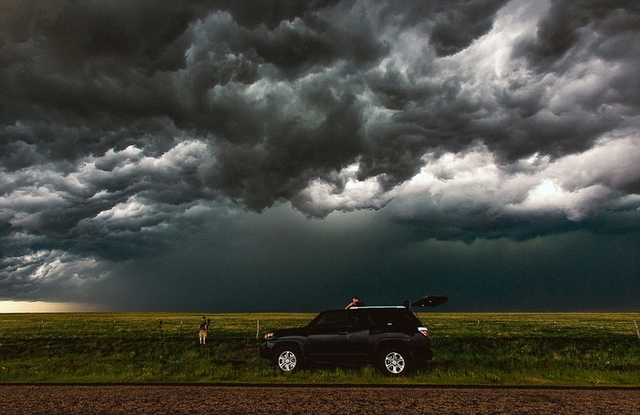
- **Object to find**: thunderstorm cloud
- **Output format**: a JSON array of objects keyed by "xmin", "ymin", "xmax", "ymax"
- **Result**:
[{"xmin": 1, "ymin": 0, "xmax": 639, "ymax": 311}]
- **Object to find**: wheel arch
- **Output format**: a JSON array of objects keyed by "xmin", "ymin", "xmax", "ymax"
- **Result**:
[
  {"xmin": 374, "ymin": 339, "xmax": 412, "ymax": 357},
  {"xmin": 272, "ymin": 340, "xmax": 307, "ymax": 359}
]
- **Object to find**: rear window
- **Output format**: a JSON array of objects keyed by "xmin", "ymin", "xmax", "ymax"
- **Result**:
[{"xmin": 369, "ymin": 309, "xmax": 421, "ymax": 329}]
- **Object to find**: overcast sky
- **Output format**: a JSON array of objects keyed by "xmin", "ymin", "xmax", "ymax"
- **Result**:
[{"xmin": 1, "ymin": 0, "xmax": 639, "ymax": 313}]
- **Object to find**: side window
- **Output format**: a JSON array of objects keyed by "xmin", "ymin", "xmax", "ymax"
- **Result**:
[
  {"xmin": 389, "ymin": 310, "xmax": 419, "ymax": 331},
  {"xmin": 369, "ymin": 310, "xmax": 389, "ymax": 329},
  {"xmin": 311, "ymin": 311, "xmax": 351, "ymax": 329},
  {"xmin": 351, "ymin": 310, "xmax": 375, "ymax": 330},
  {"xmin": 394, "ymin": 311, "xmax": 414, "ymax": 328},
  {"xmin": 369, "ymin": 309, "xmax": 416, "ymax": 330}
]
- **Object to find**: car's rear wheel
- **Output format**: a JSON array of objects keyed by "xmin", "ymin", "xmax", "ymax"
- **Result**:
[
  {"xmin": 378, "ymin": 349, "xmax": 411, "ymax": 376},
  {"xmin": 273, "ymin": 346, "xmax": 301, "ymax": 372}
]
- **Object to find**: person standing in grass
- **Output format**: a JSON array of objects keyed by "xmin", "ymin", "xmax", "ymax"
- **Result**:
[{"xmin": 198, "ymin": 316, "xmax": 208, "ymax": 345}]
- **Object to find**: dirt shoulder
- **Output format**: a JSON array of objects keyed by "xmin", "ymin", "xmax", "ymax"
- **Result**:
[{"xmin": 1, "ymin": 385, "xmax": 639, "ymax": 415}]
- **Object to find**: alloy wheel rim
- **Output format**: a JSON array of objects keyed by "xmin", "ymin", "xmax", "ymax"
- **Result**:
[
  {"xmin": 384, "ymin": 352, "xmax": 405, "ymax": 374},
  {"xmin": 278, "ymin": 351, "xmax": 297, "ymax": 371}
]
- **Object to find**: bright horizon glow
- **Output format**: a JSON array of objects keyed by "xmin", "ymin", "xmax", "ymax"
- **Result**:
[{"xmin": 0, "ymin": 301, "xmax": 105, "ymax": 313}]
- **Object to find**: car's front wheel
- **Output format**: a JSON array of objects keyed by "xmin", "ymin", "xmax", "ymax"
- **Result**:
[
  {"xmin": 378, "ymin": 349, "xmax": 411, "ymax": 376},
  {"xmin": 273, "ymin": 346, "xmax": 302, "ymax": 372}
]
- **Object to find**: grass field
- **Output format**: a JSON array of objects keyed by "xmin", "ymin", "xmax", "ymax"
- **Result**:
[{"xmin": 1, "ymin": 312, "xmax": 639, "ymax": 386}]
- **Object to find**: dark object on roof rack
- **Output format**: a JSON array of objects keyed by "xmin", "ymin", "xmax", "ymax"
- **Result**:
[{"xmin": 410, "ymin": 296, "xmax": 448, "ymax": 308}]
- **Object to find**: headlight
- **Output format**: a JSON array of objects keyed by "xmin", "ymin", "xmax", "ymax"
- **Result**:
[
  {"xmin": 264, "ymin": 332, "xmax": 274, "ymax": 340},
  {"xmin": 418, "ymin": 327, "xmax": 429, "ymax": 338}
]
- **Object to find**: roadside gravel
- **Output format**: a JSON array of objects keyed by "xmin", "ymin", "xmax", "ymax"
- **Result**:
[{"xmin": 1, "ymin": 385, "xmax": 639, "ymax": 415}]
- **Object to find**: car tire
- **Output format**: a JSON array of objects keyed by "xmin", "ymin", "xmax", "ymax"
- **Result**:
[
  {"xmin": 273, "ymin": 346, "xmax": 302, "ymax": 372},
  {"xmin": 378, "ymin": 348, "xmax": 412, "ymax": 376}
]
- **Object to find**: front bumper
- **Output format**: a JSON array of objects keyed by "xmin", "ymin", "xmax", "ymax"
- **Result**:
[{"xmin": 259, "ymin": 341, "xmax": 274, "ymax": 359}]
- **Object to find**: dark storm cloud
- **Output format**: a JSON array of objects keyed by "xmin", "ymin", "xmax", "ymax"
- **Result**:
[
  {"xmin": 375, "ymin": 0, "xmax": 509, "ymax": 46},
  {"xmin": 0, "ymin": 0, "xmax": 204, "ymax": 165},
  {"xmin": 1, "ymin": 0, "xmax": 640, "ymax": 309},
  {"xmin": 497, "ymin": 0, "xmax": 640, "ymax": 162},
  {"xmin": 0, "ymin": 0, "xmax": 385, "ymax": 202},
  {"xmin": 428, "ymin": 0, "xmax": 510, "ymax": 56},
  {"xmin": 514, "ymin": 0, "xmax": 640, "ymax": 72}
]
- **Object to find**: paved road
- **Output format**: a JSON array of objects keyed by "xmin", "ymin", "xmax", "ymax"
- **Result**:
[{"xmin": 1, "ymin": 385, "xmax": 639, "ymax": 414}]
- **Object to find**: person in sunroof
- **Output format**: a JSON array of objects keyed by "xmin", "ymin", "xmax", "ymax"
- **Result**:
[{"xmin": 345, "ymin": 297, "xmax": 364, "ymax": 309}]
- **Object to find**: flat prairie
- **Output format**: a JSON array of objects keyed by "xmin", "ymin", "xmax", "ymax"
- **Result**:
[{"xmin": 1, "ymin": 312, "xmax": 639, "ymax": 386}]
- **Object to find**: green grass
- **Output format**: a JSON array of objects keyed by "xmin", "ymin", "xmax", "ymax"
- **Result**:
[{"xmin": 1, "ymin": 312, "xmax": 639, "ymax": 386}]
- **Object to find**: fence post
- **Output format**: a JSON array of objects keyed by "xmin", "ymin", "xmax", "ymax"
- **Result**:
[
  {"xmin": 634, "ymin": 321, "xmax": 640, "ymax": 341},
  {"xmin": 256, "ymin": 320, "xmax": 260, "ymax": 340}
]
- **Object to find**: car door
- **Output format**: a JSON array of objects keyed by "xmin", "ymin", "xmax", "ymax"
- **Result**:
[
  {"xmin": 306, "ymin": 310, "xmax": 351, "ymax": 361},
  {"xmin": 346, "ymin": 309, "xmax": 376, "ymax": 361}
]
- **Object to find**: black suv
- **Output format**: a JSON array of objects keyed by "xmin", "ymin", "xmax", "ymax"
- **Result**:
[{"xmin": 260, "ymin": 305, "xmax": 436, "ymax": 375}]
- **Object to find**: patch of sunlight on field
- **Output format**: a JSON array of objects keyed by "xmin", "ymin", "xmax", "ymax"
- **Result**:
[{"xmin": 0, "ymin": 301, "xmax": 105, "ymax": 313}]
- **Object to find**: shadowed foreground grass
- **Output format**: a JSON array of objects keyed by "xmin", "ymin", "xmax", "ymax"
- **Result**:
[{"xmin": 1, "ymin": 312, "xmax": 639, "ymax": 386}]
